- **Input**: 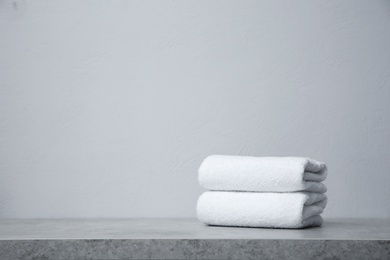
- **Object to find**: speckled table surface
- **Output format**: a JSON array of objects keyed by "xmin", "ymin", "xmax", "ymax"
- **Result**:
[{"xmin": 0, "ymin": 218, "xmax": 389, "ymax": 259}]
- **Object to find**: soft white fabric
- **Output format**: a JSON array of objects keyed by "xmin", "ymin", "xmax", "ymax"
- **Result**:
[
  {"xmin": 197, "ymin": 191, "xmax": 327, "ymax": 228},
  {"xmin": 199, "ymin": 155, "xmax": 328, "ymax": 193}
]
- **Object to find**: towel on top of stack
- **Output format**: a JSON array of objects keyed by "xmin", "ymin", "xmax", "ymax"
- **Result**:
[
  {"xmin": 196, "ymin": 155, "xmax": 328, "ymax": 229},
  {"xmin": 199, "ymin": 155, "xmax": 328, "ymax": 193}
]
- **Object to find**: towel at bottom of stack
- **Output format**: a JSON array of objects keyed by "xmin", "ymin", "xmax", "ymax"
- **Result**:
[{"xmin": 197, "ymin": 191, "xmax": 327, "ymax": 229}]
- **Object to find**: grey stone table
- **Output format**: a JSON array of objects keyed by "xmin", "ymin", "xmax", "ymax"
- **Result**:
[{"xmin": 0, "ymin": 218, "xmax": 389, "ymax": 259}]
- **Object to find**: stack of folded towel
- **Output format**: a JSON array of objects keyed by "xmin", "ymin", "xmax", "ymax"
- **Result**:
[{"xmin": 196, "ymin": 155, "xmax": 328, "ymax": 229}]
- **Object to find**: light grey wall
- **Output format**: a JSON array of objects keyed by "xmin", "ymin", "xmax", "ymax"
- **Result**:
[{"xmin": 1, "ymin": 0, "xmax": 390, "ymax": 218}]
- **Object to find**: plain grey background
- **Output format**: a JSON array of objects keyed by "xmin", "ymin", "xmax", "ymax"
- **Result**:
[{"xmin": 0, "ymin": 0, "xmax": 389, "ymax": 218}]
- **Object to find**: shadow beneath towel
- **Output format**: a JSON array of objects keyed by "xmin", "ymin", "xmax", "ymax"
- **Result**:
[{"xmin": 205, "ymin": 224, "xmax": 323, "ymax": 230}]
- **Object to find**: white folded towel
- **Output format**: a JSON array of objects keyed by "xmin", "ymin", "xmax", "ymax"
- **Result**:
[
  {"xmin": 199, "ymin": 155, "xmax": 328, "ymax": 193},
  {"xmin": 197, "ymin": 191, "xmax": 327, "ymax": 228}
]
